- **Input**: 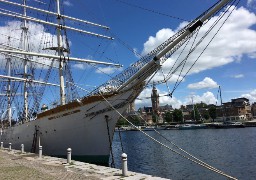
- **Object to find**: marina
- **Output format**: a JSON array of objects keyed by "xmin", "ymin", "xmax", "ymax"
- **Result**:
[{"xmin": 115, "ymin": 121, "xmax": 255, "ymax": 131}]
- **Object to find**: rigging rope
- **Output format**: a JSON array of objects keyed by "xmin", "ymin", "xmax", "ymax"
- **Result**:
[
  {"xmin": 171, "ymin": 0, "xmax": 239, "ymax": 94},
  {"xmin": 99, "ymin": 93, "xmax": 238, "ymax": 180},
  {"xmin": 114, "ymin": 0, "xmax": 188, "ymax": 21},
  {"xmin": 151, "ymin": 0, "xmax": 239, "ymax": 97},
  {"xmin": 117, "ymin": 127, "xmax": 124, "ymax": 153},
  {"xmin": 89, "ymin": 0, "xmax": 229, "ymax": 96},
  {"xmin": 105, "ymin": 115, "xmax": 116, "ymax": 168},
  {"xmin": 171, "ymin": 29, "xmax": 201, "ymax": 92},
  {"xmin": 131, "ymin": 110, "xmax": 222, "ymax": 173}
]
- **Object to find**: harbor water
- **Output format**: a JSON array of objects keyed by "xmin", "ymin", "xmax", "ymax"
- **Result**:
[{"xmin": 111, "ymin": 128, "xmax": 256, "ymax": 180}]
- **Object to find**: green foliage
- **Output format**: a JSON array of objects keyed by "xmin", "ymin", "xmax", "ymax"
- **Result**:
[
  {"xmin": 203, "ymin": 113, "xmax": 210, "ymax": 120},
  {"xmin": 195, "ymin": 102, "xmax": 207, "ymax": 108},
  {"xmin": 152, "ymin": 114, "xmax": 157, "ymax": 123},
  {"xmin": 164, "ymin": 111, "xmax": 173, "ymax": 122},
  {"xmin": 208, "ymin": 106, "xmax": 217, "ymax": 122},
  {"xmin": 130, "ymin": 116, "xmax": 141, "ymax": 125},
  {"xmin": 172, "ymin": 109, "xmax": 183, "ymax": 122},
  {"xmin": 116, "ymin": 118, "xmax": 129, "ymax": 127},
  {"xmin": 117, "ymin": 116, "xmax": 141, "ymax": 126},
  {"xmin": 190, "ymin": 107, "xmax": 201, "ymax": 121}
]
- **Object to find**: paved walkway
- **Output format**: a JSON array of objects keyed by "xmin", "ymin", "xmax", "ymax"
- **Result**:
[{"xmin": 0, "ymin": 148, "xmax": 169, "ymax": 180}]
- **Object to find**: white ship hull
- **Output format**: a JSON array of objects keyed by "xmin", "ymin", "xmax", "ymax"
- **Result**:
[{"xmin": 0, "ymin": 88, "xmax": 141, "ymax": 164}]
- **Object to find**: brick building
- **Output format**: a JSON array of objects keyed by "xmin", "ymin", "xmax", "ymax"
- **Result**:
[
  {"xmin": 251, "ymin": 102, "xmax": 256, "ymax": 118},
  {"xmin": 216, "ymin": 97, "xmax": 252, "ymax": 121},
  {"xmin": 137, "ymin": 84, "xmax": 173, "ymax": 124}
]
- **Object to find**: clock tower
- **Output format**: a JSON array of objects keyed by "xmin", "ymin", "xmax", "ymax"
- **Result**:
[{"xmin": 151, "ymin": 83, "xmax": 159, "ymax": 113}]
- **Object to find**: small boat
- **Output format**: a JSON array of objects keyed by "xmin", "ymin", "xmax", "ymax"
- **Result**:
[
  {"xmin": 175, "ymin": 124, "xmax": 207, "ymax": 130},
  {"xmin": 213, "ymin": 122, "xmax": 245, "ymax": 129}
]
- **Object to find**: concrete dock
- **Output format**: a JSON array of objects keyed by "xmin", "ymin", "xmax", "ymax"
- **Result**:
[{"xmin": 0, "ymin": 148, "xmax": 169, "ymax": 180}]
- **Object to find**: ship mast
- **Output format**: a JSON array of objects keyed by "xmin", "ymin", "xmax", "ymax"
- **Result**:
[
  {"xmin": 22, "ymin": 0, "xmax": 29, "ymax": 121},
  {"xmin": 0, "ymin": 0, "xmax": 120, "ymax": 114},
  {"xmin": 56, "ymin": 0, "xmax": 66, "ymax": 105},
  {"xmin": 6, "ymin": 36, "xmax": 11, "ymax": 127}
]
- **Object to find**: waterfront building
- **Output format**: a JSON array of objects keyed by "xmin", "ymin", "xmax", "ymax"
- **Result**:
[
  {"xmin": 216, "ymin": 97, "xmax": 252, "ymax": 121},
  {"xmin": 251, "ymin": 102, "xmax": 256, "ymax": 118},
  {"xmin": 180, "ymin": 102, "xmax": 208, "ymax": 121}
]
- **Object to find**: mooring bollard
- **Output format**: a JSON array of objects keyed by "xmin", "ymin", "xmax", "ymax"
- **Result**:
[
  {"xmin": 21, "ymin": 144, "xmax": 24, "ymax": 153},
  {"xmin": 67, "ymin": 148, "xmax": 72, "ymax": 164},
  {"xmin": 0, "ymin": 142, "xmax": 3, "ymax": 149},
  {"xmin": 121, "ymin": 153, "xmax": 128, "ymax": 176},
  {"xmin": 39, "ymin": 145, "xmax": 42, "ymax": 159},
  {"xmin": 9, "ymin": 143, "xmax": 12, "ymax": 151}
]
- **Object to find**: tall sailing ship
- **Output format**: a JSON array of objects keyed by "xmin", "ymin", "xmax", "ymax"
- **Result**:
[{"xmin": 0, "ymin": 0, "xmax": 236, "ymax": 164}]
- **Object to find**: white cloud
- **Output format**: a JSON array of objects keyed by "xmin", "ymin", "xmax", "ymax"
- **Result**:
[
  {"xmin": 232, "ymin": 74, "xmax": 244, "ymax": 78},
  {"xmin": 241, "ymin": 89, "xmax": 256, "ymax": 103},
  {"xmin": 142, "ymin": 6, "xmax": 256, "ymax": 80},
  {"xmin": 142, "ymin": 28, "xmax": 175, "ymax": 55},
  {"xmin": 184, "ymin": 92, "xmax": 218, "ymax": 105},
  {"xmin": 63, "ymin": 0, "xmax": 73, "ymax": 6},
  {"xmin": 0, "ymin": 21, "xmax": 60, "ymax": 69},
  {"xmin": 73, "ymin": 63, "xmax": 88, "ymax": 70},
  {"xmin": 149, "ymin": 72, "xmax": 185, "ymax": 84},
  {"xmin": 187, "ymin": 77, "xmax": 218, "ymax": 89},
  {"xmin": 135, "ymin": 88, "xmax": 218, "ymax": 110},
  {"xmin": 96, "ymin": 66, "xmax": 123, "ymax": 74},
  {"xmin": 135, "ymin": 87, "xmax": 182, "ymax": 109}
]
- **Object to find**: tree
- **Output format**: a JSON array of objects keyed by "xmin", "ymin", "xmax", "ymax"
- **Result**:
[
  {"xmin": 208, "ymin": 107, "xmax": 217, "ymax": 122},
  {"xmin": 203, "ymin": 113, "xmax": 210, "ymax": 120},
  {"xmin": 196, "ymin": 102, "xmax": 207, "ymax": 108},
  {"xmin": 190, "ymin": 107, "xmax": 200, "ymax": 121},
  {"xmin": 129, "ymin": 116, "xmax": 141, "ymax": 126},
  {"xmin": 164, "ymin": 111, "xmax": 173, "ymax": 123},
  {"xmin": 116, "ymin": 118, "xmax": 129, "ymax": 127},
  {"xmin": 152, "ymin": 114, "xmax": 157, "ymax": 123},
  {"xmin": 172, "ymin": 109, "xmax": 183, "ymax": 122}
]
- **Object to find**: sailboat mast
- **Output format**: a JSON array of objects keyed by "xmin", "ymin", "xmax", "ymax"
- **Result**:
[
  {"xmin": 56, "ymin": 0, "xmax": 66, "ymax": 105},
  {"xmin": 219, "ymin": 86, "xmax": 225, "ymax": 122},
  {"xmin": 22, "ymin": 0, "xmax": 28, "ymax": 122},
  {"xmin": 192, "ymin": 96, "xmax": 196, "ymax": 121}
]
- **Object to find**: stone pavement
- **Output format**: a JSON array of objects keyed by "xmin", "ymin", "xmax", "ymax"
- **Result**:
[{"xmin": 0, "ymin": 148, "xmax": 169, "ymax": 180}]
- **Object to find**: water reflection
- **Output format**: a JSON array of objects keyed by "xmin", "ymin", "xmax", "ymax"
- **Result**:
[{"xmin": 112, "ymin": 128, "xmax": 256, "ymax": 180}]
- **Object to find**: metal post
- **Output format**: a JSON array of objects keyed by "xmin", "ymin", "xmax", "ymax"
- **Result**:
[
  {"xmin": 67, "ymin": 148, "xmax": 71, "ymax": 164},
  {"xmin": 9, "ymin": 143, "xmax": 11, "ymax": 151},
  {"xmin": 39, "ymin": 145, "xmax": 42, "ymax": 159},
  {"xmin": 21, "ymin": 144, "xmax": 24, "ymax": 153},
  {"xmin": 0, "ymin": 142, "xmax": 3, "ymax": 149},
  {"xmin": 121, "ymin": 153, "xmax": 128, "ymax": 176}
]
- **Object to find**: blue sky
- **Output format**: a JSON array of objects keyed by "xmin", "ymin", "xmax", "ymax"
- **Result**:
[
  {"xmin": 62, "ymin": 0, "xmax": 256, "ymax": 109},
  {"xmin": 0, "ymin": 0, "xmax": 256, "ymax": 110}
]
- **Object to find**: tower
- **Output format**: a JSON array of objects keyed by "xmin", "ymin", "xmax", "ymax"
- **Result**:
[{"xmin": 151, "ymin": 83, "xmax": 159, "ymax": 113}]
